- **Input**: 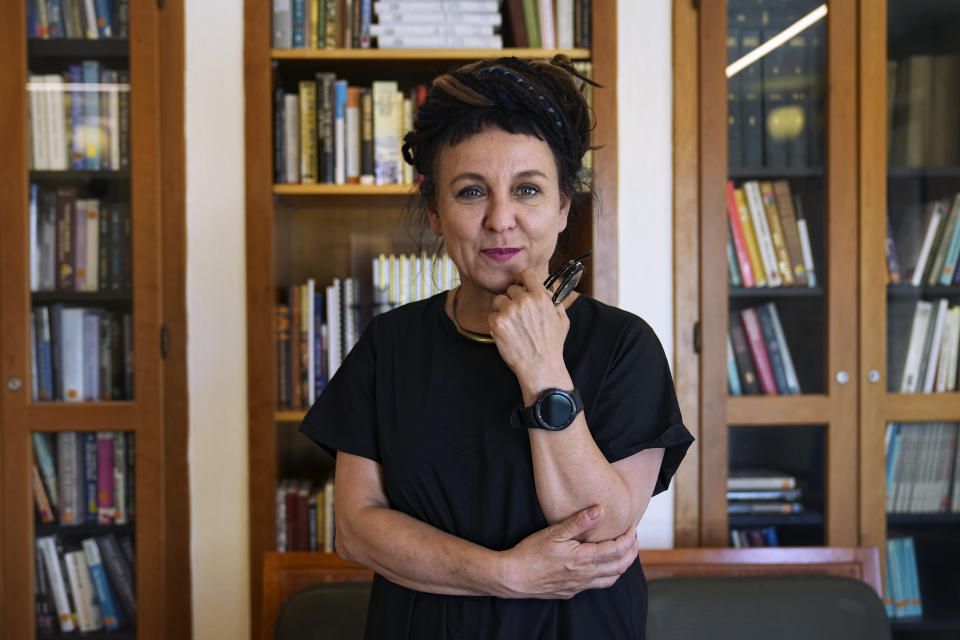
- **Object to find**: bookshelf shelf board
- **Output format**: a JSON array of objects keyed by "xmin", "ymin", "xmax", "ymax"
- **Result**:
[
  {"xmin": 887, "ymin": 284, "xmax": 960, "ymax": 299},
  {"xmin": 729, "ymin": 286, "xmax": 825, "ymax": 299},
  {"xmin": 728, "ymin": 166, "xmax": 825, "ymax": 180},
  {"xmin": 27, "ymin": 38, "xmax": 129, "ymax": 59},
  {"xmin": 728, "ymin": 511, "xmax": 824, "ymax": 527},
  {"xmin": 887, "ymin": 513, "xmax": 960, "ymax": 526},
  {"xmin": 29, "ymin": 169, "xmax": 131, "ymax": 183},
  {"xmin": 26, "ymin": 402, "xmax": 136, "ymax": 431},
  {"xmin": 32, "ymin": 290, "xmax": 133, "ymax": 305},
  {"xmin": 276, "ymin": 410, "xmax": 308, "ymax": 423},
  {"xmin": 888, "ymin": 165, "xmax": 960, "ymax": 179},
  {"xmin": 727, "ymin": 395, "xmax": 830, "ymax": 425},
  {"xmin": 890, "ymin": 617, "xmax": 960, "ymax": 633},
  {"xmin": 35, "ymin": 521, "xmax": 135, "ymax": 538},
  {"xmin": 884, "ymin": 393, "xmax": 960, "ymax": 422},
  {"xmin": 274, "ymin": 183, "xmax": 415, "ymax": 196},
  {"xmin": 271, "ymin": 47, "xmax": 591, "ymax": 62},
  {"xmin": 45, "ymin": 631, "xmax": 136, "ymax": 640}
]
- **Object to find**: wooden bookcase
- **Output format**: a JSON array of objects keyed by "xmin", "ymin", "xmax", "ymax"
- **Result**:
[
  {"xmin": 675, "ymin": 0, "xmax": 960, "ymax": 635},
  {"xmin": 244, "ymin": 3, "xmax": 619, "ymax": 637},
  {"xmin": 0, "ymin": 2, "xmax": 189, "ymax": 639}
]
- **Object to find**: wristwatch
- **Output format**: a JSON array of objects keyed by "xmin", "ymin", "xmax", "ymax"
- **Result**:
[{"xmin": 510, "ymin": 388, "xmax": 584, "ymax": 431}]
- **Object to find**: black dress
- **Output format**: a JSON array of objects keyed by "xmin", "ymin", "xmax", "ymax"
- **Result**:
[{"xmin": 299, "ymin": 292, "xmax": 694, "ymax": 640}]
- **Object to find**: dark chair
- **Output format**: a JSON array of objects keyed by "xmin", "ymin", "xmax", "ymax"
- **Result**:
[
  {"xmin": 273, "ymin": 581, "xmax": 372, "ymax": 640},
  {"xmin": 646, "ymin": 574, "xmax": 892, "ymax": 640}
]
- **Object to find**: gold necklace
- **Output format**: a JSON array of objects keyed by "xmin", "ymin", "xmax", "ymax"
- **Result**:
[{"xmin": 451, "ymin": 287, "xmax": 496, "ymax": 344}]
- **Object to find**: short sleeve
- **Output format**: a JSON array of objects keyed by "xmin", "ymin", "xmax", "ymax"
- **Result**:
[
  {"xmin": 298, "ymin": 319, "xmax": 380, "ymax": 463},
  {"xmin": 586, "ymin": 318, "xmax": 694, "ymax": 496}
]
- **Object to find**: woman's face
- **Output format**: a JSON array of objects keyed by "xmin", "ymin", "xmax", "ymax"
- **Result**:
[{"xmin": 428, "ymin": 127, "xmax": 571, "ymax": 297}]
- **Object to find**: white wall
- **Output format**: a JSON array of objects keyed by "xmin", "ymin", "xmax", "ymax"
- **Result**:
[
  {"xmin": 618, "ymin": 1, "xmax": 676, "ymax": 548},
  {"xmin": 184, "ymin": 1, "xmax": 675, "ymax": 636}
]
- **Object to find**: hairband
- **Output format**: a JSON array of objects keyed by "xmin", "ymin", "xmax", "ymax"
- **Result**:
[{"xmin": 477, "ymin": 65, "xmax": 564, "ymax": 130}]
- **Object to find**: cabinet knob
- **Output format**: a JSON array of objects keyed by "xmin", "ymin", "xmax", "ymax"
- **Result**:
[
  {"xmin": 7, "ymin": 378, "xmax": 22, "ymax": 391},
  {"xmin": 868, "ymin": 370, "xmax": 881, "ymax": 383},
  {"xmin": 835, "ymin": 371, "xmax": 849, "ymax": 384}
]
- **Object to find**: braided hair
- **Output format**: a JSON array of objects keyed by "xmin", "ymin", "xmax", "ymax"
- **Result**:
[{"xmin": 401, "ymin": 55, "xmax": 599, "ymax": 255}]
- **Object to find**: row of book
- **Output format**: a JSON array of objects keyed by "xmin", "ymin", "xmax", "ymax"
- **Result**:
[
  {"xmin": 889, "ymin": 299, "xmax": 960, "ymax": 394},
  {"xmin": 30, "ymin": 186, "xmax": 131, "ymax": 294},
  {"xmin": 884, "ymin": 537, "xmax": 923, "ymax": 620},
  {"xmin": 885, "ymin": 422, "xmax": 960, "ymax": 514},
  {"xmin": 276, "ymin": 477, "xmax": 335, "ymax": 552},
  {"xmin": 35, "ymin": 533, "xmax": 135, "ymax": 634},
  {"xmin": 727, "ymin": 7, "xmax": 825, "ymax": 169},
  {"xmin": 276, "ymin": 254, "xmax": 461, "ymax": 409},
  {"xmin": 27, "ymin": 0, "xmax": 129, "ymax": 40},
  {"xmin": 888, "ymin": 55, "xmax": 960, "ymax": 168},
  {"xmin": 887, "ymin": 195, "xmax": 960, "ymax": 287},
  {"xmin": 727, "ymin": 468, "xmax": 804, "ymax": 516},
  {"xmin": 727, "ymin": 303, "xmax": 801, "ymax": 396},
  {"xmin": 729, "ymin": 526, "xmax": 780, "ymax": 547},
  {"xmin": 32, "ymin": 431, "xmax": 134, "ymax": 526},
  {"xmin": 726, "ymin": 180, "xmax": 817, "ymax": 289},
  {"xmin": 30, "ymin": 306, "xmax": 134, "ymax": 402},
  {"xmin": 271, "ymin": 0, "xmax": 592, "ymax": 50},
  {"xmin": 28, "ymin": 63, "xmax": 130, "ymax": 172},
  {"xmin": 275, "ymin": 78, "xmax": 420, "ymax": 185}
]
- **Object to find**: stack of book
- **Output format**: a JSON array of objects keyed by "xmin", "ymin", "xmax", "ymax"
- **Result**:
[
  {"xmin": 726, "ymin": 180, "xmax": 817, "ymax": 289},
  {"xmin": 729, "ymin": 526, "xmax": 779, "ymax": 548},
  {"xmin": 371, "ymin": 252, "xmax": 459, "ymax": 316},
  {"xmin": 27, "ymin": 63, "xmax": 130, "ymax": 171},
  {"xmin": 885, "ymin": 422, "xmax": 960, "ymax": 513},
  {"xmin": 372, "ymin": 1, "xmax": 502, "ymax": 49},
  {"xmin": 35, "ymin": 533, "xmax": 135, "ymax": 634},
  {"xmin": 29, "ymin": 186, "xmax": 131, "ymax": 294},
  {"xmin": 888, "ymin": 299, "xmax": 960, "ymax": 394},
  {"xmin": 727, "ymin": 302, "xmax": 801, "ymax": 396},
  {"xmin": 727, "ymin": 469, "xmax": 804, "ymax": 516},
  {"xmin": 275, "ymin": 78, "xmax": 424, "ymax": 186},
  {"xmin": 884, "ymin": 537, "xmax": 924, "ymax": 620},
  {"xmin": 888, "ymin": 55, "xmax": 960, "ymax": 168},
  {"xmin": 276, "ymin": 477, "xmax": 335, "ymax": 553},
  {"xmin": 887, "ymin": 195, "xmax": 960, "ymax": 287},
  {"xmin": 27, "ymin": 0, "xmax": 129, "ymax": 39}
]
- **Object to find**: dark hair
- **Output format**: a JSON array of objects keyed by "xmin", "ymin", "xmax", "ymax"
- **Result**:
[{"xmin": 400, "ymin": 55, "xmax": 599, "ymax": 256}]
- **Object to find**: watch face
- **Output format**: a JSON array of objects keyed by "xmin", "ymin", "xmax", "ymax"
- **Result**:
[{"xmin": 538, "ymin": 391, "xmax": 575, "ymax": 428}]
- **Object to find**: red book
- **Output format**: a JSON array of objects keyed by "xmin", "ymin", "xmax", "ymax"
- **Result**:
[
  {"xmin": 740, "ymin": 307, "xmax": 777, "ymax": 394},
  {"xmin": 727, "ymin": 180, "xmax": 755, "ymax": 287}
]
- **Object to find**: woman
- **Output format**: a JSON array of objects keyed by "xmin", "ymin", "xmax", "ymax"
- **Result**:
[{"xmin": 300, "ymin": 55, "xmax": 694, "ymax": 639}]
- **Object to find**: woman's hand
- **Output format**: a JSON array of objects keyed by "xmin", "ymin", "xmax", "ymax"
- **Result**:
[
  {"xmin": 498, "ymin": 505, "xmax": 639, "ymax": 599},
  {"xmin": 489, "ymin": 269, "xmax": 570, "ymax": 392}
]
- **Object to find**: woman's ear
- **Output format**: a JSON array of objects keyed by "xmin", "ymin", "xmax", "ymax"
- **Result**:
[
  {"xmin": 427, "ymin": 198, "xmax": 443, "ymax": 236},
  {"xmin": 558, "ymin": 193, "xmax": 572, "ymax": 233}
]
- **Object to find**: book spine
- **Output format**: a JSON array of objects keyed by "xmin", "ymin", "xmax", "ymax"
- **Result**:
[
  {"xmin": 733, "ymin": 187, "xmax": 766, "ymax": 287},
  {"xmin": 275, "ymin": 305, "xmax": 291, "ymax": 408},
  {"xmin": 298, "ymin": 81, "xmax": 318, "ymax": 183},
  {"xmin": 374, "ymin": 34, "xmax": 502, "ymax": 48},
  {"xmin": 37, "ymin": 536, "xmax": 77, "ymax": 632},
  {"xmin": 755, "ymin": 303, "xmax": 789, "ymax": 394},
  {"xmin": 97, "ymin": 432, "xmax": 115, "ymax": 523},
  {"xmin": 82, "ymin": 431, "xmax": 98, "ymax": 522},
  {"xmin": 360, "ymin": 88, "xmax": 374, "ymax": 184},
  {"xmin": 374, "ymin": 11, "xmax": 502, "ymax": 25},
  {"xmin": 372, "ymin": 80, "xmax": 400, "ymax": 185},
  {"xmin": 283, "ymin": 93, "xmax": 300, "ymax": 183},
  {"xmin": 743, "ymin": 180, "xmax": 782, "ymax": 286},
  {"xmin": 82, "ymin": 61, "xmax": 100, "ymax": 169},
  {"xmin": 273, "ymin": 0, "xmax": 293, "ymax": 48},
  {"xmin": 33, "ymin": 432, "xmax": 60, "ymax": 509},
  {"xmin": 759, "ymin": 181, "xmax": 795, "ymax": 285},
  {"xmin": 57, "ymin": 432, "xmax": 79, "ymax": 525},
  {"xmin": 32, "ymin": 462, "xmax": 56, "ymax": 523},
  {"xmin": 794, "ymin": 194, "xmax": 817, "ymax": 286},
  {"xmin": 900, "ymin": 300, "xmax": 933, "ymax": 393},
  {"xmin": 726, "ymin": 333, "xmax": 742, "ymax": 396},
  {"xmin": 82, "ymin": 538, "xmax": 124, "ymax": 630},
  {"xmin": 274, "ymin": 87, "xmax": 285, "ymax": 183},
  {"xmin": 334, "ymin": 79, "xmax": 348, "ymax": 184},
  {"xmin": 726, "ymin": 180, "xmax": 754, "ymax": 286},
  {"xmin": 65, "ymin": 550, "xmax": 102, "ymax": 631},
  {"xmin": 764, "ymin": 301, "xmax": 801, "ymax": 394},
  {"xmin": 113, "ymin": 430, "xmax": 127, "ymax": 524},
  {"xmin": 96, "ymin": 533, "xmax": 136, "ymax": 617},
  {"xmin": 740, "ymin": 307, "xmax": 778, "ymax": 394},
  {"xmin": 34, "ymin": 542, "xmax": 56, "ymax": 634},
  {"xmin": 346, "ymin": 86, "xmax": 362, "ymax": 183}
]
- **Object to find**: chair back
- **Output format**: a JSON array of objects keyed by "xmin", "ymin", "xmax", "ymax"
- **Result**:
[
  {"xmin": 273, "ymin": 581, "xmax": 372, "ymax": 640},
  {"xmin": 646, "ymin": 574, "xmax": 891, "ymax": 640}
]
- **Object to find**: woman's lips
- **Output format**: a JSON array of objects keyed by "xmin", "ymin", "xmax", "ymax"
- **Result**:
[{"xmin": 481, "ymin": 248, "xmax": 521, "ymax": 262}]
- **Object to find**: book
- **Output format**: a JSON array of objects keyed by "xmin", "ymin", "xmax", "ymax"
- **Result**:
[
  {"xmin": 926, "ymin": 194, "xmax": 960, "ymax": 286},
  {"xmin": 727, "ymin": 501, "xmax": 803, "ymax": 515},
  {"xmin": 64, "ymin": 549, "xmax": 102, "ymax": 631},
  {"xmin": 733, "ymin": 186, "xmax": 766, "ymax": 287},
  {"xmin": 899, "ymin": 300, "xmax": 933, "ymax": 393},
  {"xmin": 921, "ymin": 298, "xmax": 949, "ymax": 393},
  {"xmin": 33, "ymin": 432, "xmax": 59, "ymax": 510},
  {"xmin": 372, "ymin": 80, "xmax": 400, "ymax": 184},
  {"xmin": 763, "ymin": 301, "xmax": 801, "ymax": 394},
  {"xmin": 97, "ymin": 432, "xmax": 115, "ymax": 523},
  {"xmin": 57, "ymin": 432, "xmax": 81, "ymax": 525},
  {"xmin": 298, "ymin": 80, "xmax": 318, "ymax": 183},
  {"xmin": 740, "ymin": 307, "xmax": 777, "ymax": 394},
  {"xmin": 728, "ymin": 469, "xmax": 797, "ymax": 490},
  {"xmin": 82, "ymin": 538, "xmax": 125, "ymax": 630},
  {"xmin": 32, "ymin": 462, "xmax": 55, "ymax": 523},
  {"xmin": 96, "ymin": 533, "xmax": 136, "ymax": 618},
  {"xmin": 743, "ymin": 181, "xmax": 783, "ymax": 286},
  {"xmin": 36, "ymin": 536, "xmax": 76, "ymax": 633},
  {"xmin": 759, "ymin": 181, "xmax": 795, "ymax": 285},
  {"xmin": 727, "ymin": 332, "xmax": 742, "ymax": 396},
  {"xmin": 754, "ymin": 303, "xmax": 789, "ymax": 394},
  {"xmin": 726, "ymin": 181, "xmax": 755, "ymax": 287},
  {"xmin": 793, "ymin": 194, "xmax": 817, "ymax": 287},
  {"xmin": 728, "ymin": 488, "xmax": 802, "ymax": 501}
]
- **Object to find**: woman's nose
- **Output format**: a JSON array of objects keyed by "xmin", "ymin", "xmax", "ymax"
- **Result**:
[{"xmin": 483, "ymin": 193, "xmax": 517, "ymax": 232}]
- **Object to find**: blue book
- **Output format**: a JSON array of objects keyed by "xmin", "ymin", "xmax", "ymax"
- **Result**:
[
  {"xmin": 32, "ymin": 432, "xmax": 59, "ymax": 511},
  {"xmin": 82, "ymin": 539, "xmax": 125, "ymax": 630},
  {"xmin": 727, "ymin": 333, "xmax": 742, "ymax": 396},
  {"xmin": 82, "ymin": 432, "xmax": 98, "ymax": 523},
  {"xmin": 761, "ymin": 526, "xmax": 779, "ymax": 546},
  {"xmin": 27, "ymin": 0, "xmax": 39, "ymax": 38},
  {"xmin": 94, "ymin": 0, "xmax": 114, "ymax": 37},
  {"xmin": 82, "ymin": 61, "xmax": 101, "ymax": 170},
  {"xmin": 902, "ymin": 537, "xmax": 923, "ymax": 618},
  {"xmin": 886, "ymin": 538, "xmax": 906, "ymax": 618},
  {"xmin": 883, "ymin": 550, "xmax": 895, "ymax": 618},
  {"xmin": 45, "ymin": 0, "xmax": 64, "ymax": 38},
  {"xmin": 314, "ymin": 292, "xmax": 327, "ymax": 394},
  {"xmin": 292, "ymin": 0, "xmax": 305, "ymax": 48},
  {"xmin": 34, "ymin": 307, "xmax": 54, "ymax": 402},
  {"xmin": 885, "ymin": 424, "xmax": 900, "ymax": 509},
  {"xmin": 939, "ymin": 209, "xmax": 960, "ymax": 285},
  {"xmin": 69, "ymin": 65, "xmax": 85, "ymax": 169}
]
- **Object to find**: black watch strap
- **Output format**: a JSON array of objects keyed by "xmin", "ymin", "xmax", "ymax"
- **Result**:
[{"xmin": 510, "ymin": 388, "xmax": 584, "ymax": 431}]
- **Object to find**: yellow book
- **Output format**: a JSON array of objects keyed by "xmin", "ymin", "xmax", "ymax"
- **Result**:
[
  {"xmin": 309, "ymin": 0, "xmax": 319, "ymax": 48},
  {"xmin": 298, "ymin": 81, "xmax": 318, "ymax": 184},
  {"xmin": 759, "ymin": 181, "xmax": 795, "ymax": 285},
  {"xmin": 734, "ymin": 187, "xmax": 767, "ymax": 287}
]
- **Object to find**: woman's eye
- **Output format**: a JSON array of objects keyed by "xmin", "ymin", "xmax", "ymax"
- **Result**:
[
  {"xmin": 457, "ymin": 186, "xmax": 485, "ymax": 200},
  {"xmin": 516, "ymin": 184, "xmax": 541, "ymax": 197}
]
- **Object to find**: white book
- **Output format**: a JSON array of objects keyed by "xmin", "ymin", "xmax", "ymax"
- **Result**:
[
  {"xmin": 900, "ymin": 300, "xmax": 933, "ymax": 393},
  {"xmin": 113, "ymin": 431, "xmax": 127, "ymax": 524},
  {"xmin": 538, "ymin": 0, "xmax": 556, "ymax": 49},
  {"xmin": 402, "ymin": 96, "xmax": 414, "ymax": 184},
  {"xmin": 946, "ymin": 308, "xmax": 960, "ymax": 390},
  {"xmin": 108, "ymin": 71, "xmax": 120, "ymax": 171},
  {"xmin": 83, "ymin": 0, "xmax": 99, "ymax": 39},
  {"xmin": 374, "ymin": 1, "xmax": 499, "ymax": 11},
  {"xmin": 346, "ymin": 91, "xmax": 361, "ymax": 183},
  {"xmin": 64, "ymin": 550, "xmax": 103, "ymax": 631},
  {"xmin": 29, "ymin": 75, "xmax": 50, "ymax": 169},
  {"xmin": 61, "ymin": 308, "xmax": 86, "ymax": 402},
  {"xmin": 85, "ymin": 200, "xmax": 100, "ymax": 291},
  {"xmin": 764, "ymin": 302, "xmax": 801, "ymax": 394},
  {"xmin": 283, "ymin": 93, "xmax": 300, "ymax": 183},
  {"xmin": 326, "ymin": 282, "xmax": 342, "ymax": 377},
  {"xmin": 370, "ymin": 23, "xmax": 494, "ymax": 36},
  {"xmin": 372, "ymin": 81, "xmax": 400, "ymax": 185},
  {"xmin": 37, "ymin": 537, "xmax": 76, "ymax": 633},
  {"xmin": 556, "ymin": 0, "xmax": 574, "ymax": 49},
  {"xmin": 83, "ymin": 312, "xmax": 100, "ymax": 401},
  {"xmin": 374, "ymin": 11, "xmax": 502, "ymax": 25},
  {"xmin": 922, "ymin": 298, "xmax": 949, "ymax": 392},
  {"xmin": 376, "ymin": 34, "xmax": 502, "ymax": 48},
  {"xmin": 46, "ymin": 74, "xmax": 68, "ymax": 170},
  {"xmin": 306, "ymin": 279, "xmax": 316, "ymax": 404},
  {"xmin": 334, "ymin": 80, "xmax": 347, "ymax": 185},
  {"xmin": 796, "ymin": 214, "xmax": 816, "ymax": 287},
  {"xmin": 743, "ymin": 181, "xmax": 783, "ymax": 286},
  {"xmin": 273, "ymin": 0, "xmax": 293, "ymax": 48},
  {"xmin": 911, "ymin": 200, "xmax": 947, "ymax": 286},
  {"xmin": 935, "ymin": 304, "xmax": 957, "ymax": 392}
]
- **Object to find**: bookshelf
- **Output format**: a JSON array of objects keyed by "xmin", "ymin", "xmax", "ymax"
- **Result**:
[
  {"xmin": 0, "ymin": 1, "xmax": 189, "ymax": 639},
  {"xmin": 675, "ymin": 0, "xmax": 960, "ymax": 635},
  {"xmin": 244, "ymin": 2, "xmax": 619, "ymax": 637}
]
